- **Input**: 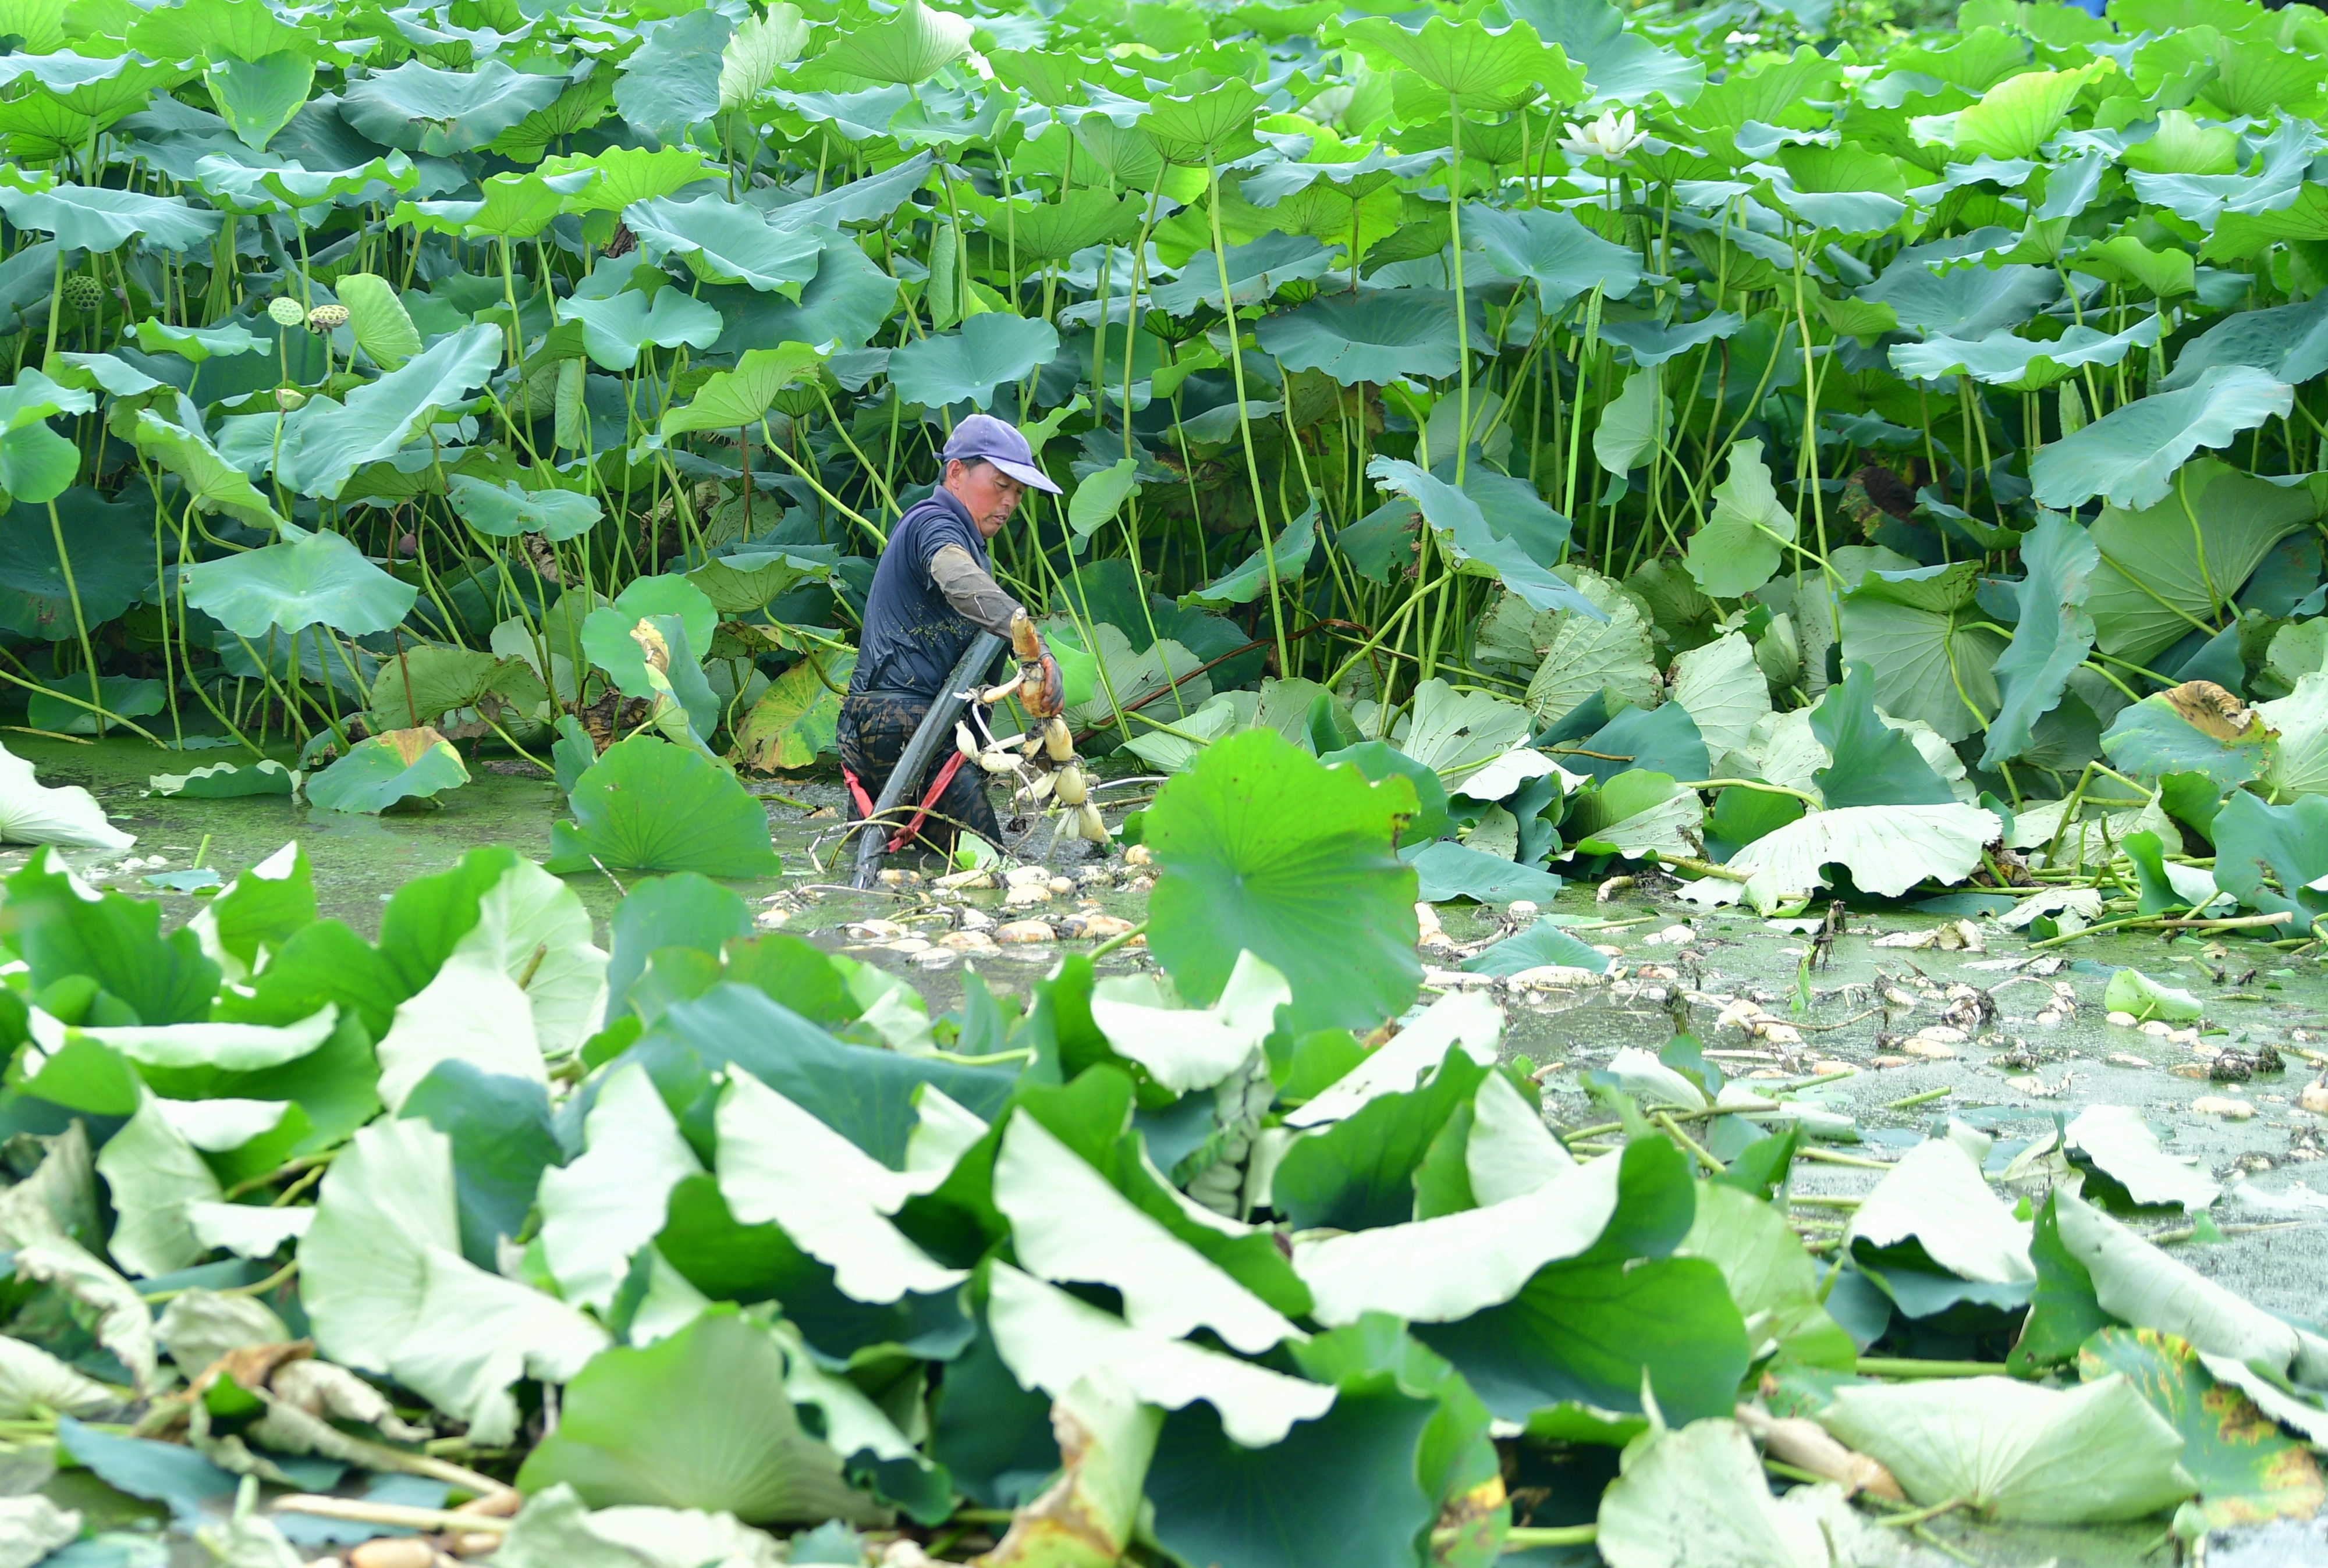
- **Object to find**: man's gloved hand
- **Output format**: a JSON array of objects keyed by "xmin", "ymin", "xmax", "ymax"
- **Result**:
[{"xmin": 1010, "ymin": 610, "xmax": 1063, "ymax": 717}]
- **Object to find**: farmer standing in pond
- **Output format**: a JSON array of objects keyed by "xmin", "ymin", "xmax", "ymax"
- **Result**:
[{"xmin": 840, "ymin": 414, "xmax": 1062, "ymax": 858}]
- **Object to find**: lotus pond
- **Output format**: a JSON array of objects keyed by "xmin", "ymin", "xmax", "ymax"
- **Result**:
[{"xmin": 6, "ymin": 0, "xmax": 2328, "ymax": 1562}]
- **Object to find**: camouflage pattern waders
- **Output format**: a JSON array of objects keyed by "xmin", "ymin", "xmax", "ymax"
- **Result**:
[{"xmin": 837, "ymin": 691, "xmax": 1003, "ymax": 858}]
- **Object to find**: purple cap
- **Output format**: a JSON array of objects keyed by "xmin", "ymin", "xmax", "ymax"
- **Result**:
[{"xmin": 941, "ymin": 412, "xmax": 1062, "ymax": 493}]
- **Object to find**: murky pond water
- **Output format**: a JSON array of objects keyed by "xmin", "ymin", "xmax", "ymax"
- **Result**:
[{"xmin": 19, "ymin": 735, "xmax": 2328, "ymax": 1567}]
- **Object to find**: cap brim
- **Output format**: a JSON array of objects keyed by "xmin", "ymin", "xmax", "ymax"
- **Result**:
[{"xmin": 992, "ymin": 457, "xmax": 1062, "ymax": 494}]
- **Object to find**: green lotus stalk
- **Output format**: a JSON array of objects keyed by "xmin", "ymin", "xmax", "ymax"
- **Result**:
[
  {"xmin": 45, "ymin": 500, "xmax": 104, "ymax": 737},
  {"xmin": 1204, "ymin": 151, "xmax": 1290, "ymax": 680},
  {"xmin": 1446, "ymin": 96, "xmax": 1471, "ymax": 488}
]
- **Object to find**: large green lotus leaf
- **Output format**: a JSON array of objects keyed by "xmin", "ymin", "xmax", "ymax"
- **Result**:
[
  {"xmin": 537, "ymin": 1062, "xmax": 701, "ymax": 1311},
  {"xmin": 94, "ymin": 1089, "xmax": 223, "ymax": 1277},
  {"xmin": 1893, "ymin": 317, "xmax": 2160, "ymax": 390},
  {"xmin": 1596, "ymin": 1417, "xmax": 1868, "ymax": 1568},
  {"xmin": 719, "ymin": 3, "xmax": 812, "ymax": 110},
  {"xmin": 540, "ymin": 147, "xmax": 722, "ymax": 214},
  {"xmin": 704, "ymin": 234, "xmax": 899, "ymax": 355},
  {"xmin": 2083, "ymin": 460, "xmax": 2319, "ymax": 665},
  {"xmin": 1847, "ymin": 1136, "xmax": 2032, "ymax": 1286},
  {"xmin": 398, "ymin": 1059, "xmax": 562, "ymax": 1269},
  {"xmin": 275, "ymin": 325, "xmax": 503, "ymax": 500},
  {"xmin": 130, "ymin": 319, "xmax": 262, "ymax": 362},
  {"xmin": 1726, "ymin": 802, "xmax": 2000, "ymax": 905},
  {"xmin": 1340, "ymin": 15, "xmax": 1581, "ymax": 108},
  {"xmin": 0, "ymin": 182, "xmax": 219, "ymax": 251},
  {"xmin": 147, "ymin": 760, "xmax": 296, "ymax": 800},
  {"xmin": 0, "ymin": 490, "xmax": 155, "ymax": 641},
  {"xmin": 548, "ymin": 737, "xmax": 782, "ymax": 878},
  {"xmin": 333, "ymin": 272, "xmax": 421, "ymax": 371},
  {"xmin": 1500, "ymin": 0, "xmax": 1704, "ymax": 107},
  {"xmin": 1366, "ymin": 459, "xmax": 1604, "ymax": 620},
  {"xmin": 182, "ymin": 522, "xmax": 417, "ymax": 638},
  {"xmin": 1144, "ymin": 1369, "xmax": 1442, "ymax": 1568},
  {"xmin": 2212, "ymin": 790, "xmax": 2328, "ymax": 929},
  {"xmin": 130, "ymin": 408, "xmax": 282, "ymax": 531},
  {"xmin": 2259, "ymin": 673, "xmax": 2328, "ymax": 799},
  {"xmin": 811, "ymin": 0, "xmax": 971, "ymax": 86},
  {"xmin": 1481, "ymin": 575, "xmax": 1657, "ymax": 719},
  {"xmin": 1820, "ymin": 1375, "xmax": 2190, "ymax": 1523},
  {"xmin": 1181, "ymin": 500, "xmax": 1317, "ymax": 609},
  {"xmin": 2064, "ymin": 1105, "xmax": 2221, "ymax": 1212},
  {"xmin": 1683, "ymin": 1182, "xmax": 1857, "ymax": 1370},
  {"xmin": 368, "ymin": 644, "xmax": 545, "ymax": 733},
  {"xmin": 2100, "ymin": 685, "xmax": 2271, "ymax": 788},
  {"xmin": 612, "ymin": 575, "xmax": 718, "ymax": 654},
  {"xmin": 1395, "ymin": 678, "xmax": 1534, "ymax": 785},
  {"xmin": 1860, "ymin": 261, "xmax": 2059, "ymax": 340},
  {"xmin": 987, "ymin": 1262, "xmax": 1334, "ymax": 1449},
  {"xmin": 1461, "ymin": 913, "xmax": 1608, "ymax": 979},
  {"xmin": 0, "ymin": 854, "xmax": 213, "ymax": 1025},
  {"xmin": 1145, "ymin": 728, "xmax": 1418, "ymax": 1034},
  {"xmin": 1685, "ymin": 437, "xmax": 1795, "ymax": 598},
  {"xmin": 2164, "ymin": 295, "xmax": 2328, "ymax": 392},
  {"xmin": 1140, "ymin": 80, "xmax": 1266, "ymax": 166},
  {"xmin": 31, "ymin": 674, "xmax": 163, "ymax": 737},
  {"xmin": 730, "ymin": 650, "xmax": 851, "ymax": 771},
  {"xmin": 1273, "ymin": 1047, "xmax": 1489, "ymax": 1231},
  {"xmin": 306, "ymin": 727, "xmax": 471, "ymax": 814},
  {"xmin": 1837, "ymin": 584, "xmax": 2003, "ymax": 744},
  {"xmin": 1807, "ymin": 662, "xmax": 1953, "ymax": 808},
  {"xmin": 127, "ymin": 0, "xmax": 314, "ymax": 63},
  {"xmin": 662, "ymin": 343, "xmax": 831, "ymax": 436},
  {"xmin": 301, "ymin": 1117, "xmax": 608, "ymax": 1444},
  {"xmin": 1257, "ymin": 291, "xmax": 1468, "ymax": 387},
  {"xmin": 1953, "ymin": 59, "xmax": 2112, "ymax": 161},
  {"xmin": 996, "ymin": 1111, "xmax": 1301, "ymax": 1352},
  {"xmin": 339, "ymin": 59, "xmax": 569, "ymax": 155},
  {"xmin": 2057, "ymin": 1191, "xmax": 2315, "ymax": 1380},
  {"xmin": 235, "ymin": 157, "xmax": 420, "ymax": 215},
  {"xmin": 205, "ymin": 51, "xmax": 312, "ymax": 152},
  {"xmin": 1983, "ymin": 511, "xmax": 2099, "ymax": 768},
  {"xmin": 713, "ymin": 1066, "xmax": 964, "ymax": 1306},
  {"xmin": 2078, "ymin": 1328, "xmax": 2325, "ymax": 1528},
  {"xmin": 557, "ymin": 287, "xmax": 723, "ymax": 372},
  {"xmin": 1592, "ymin": 365, "xmax": 1666, "ymax": 475},
  {"xmin": 616, "ymin": 8, "xmax": 731, "ymax": 147},
  {"xmin": 492, "ymin": 72, "xmax": 617, "ymax": 165},
  {"xmin": 886, "ymin": 314, "xmax": 1058, "ymax": 412},
  {"xmin": 2031, "ymin": 367, "xmax": 2295, "ymax": 513},
  {"xmin": 625, "ymin": 195, "xmax": 822, "ymax": 295},
  {"xmin": 581, "ymin": 608, "xmax": 720, "ymax": 742},
  {"xmin": 963, "ymin": 187, "xmax": 1139, "ymax": 267},
  {"xmin": 396, "ymin": 168, "xmax": 599, "ymax": 240},
  {"xmin": 1412, "ymin": 1222, "xmax": 1745, "ymax": 1424},
  {"xmin": 1147, "ymin": 233, "xmax": 1337, "ymax": 315},
  {"xmin": 446, "ymin": 475, "xmax": 602, "ymax": 542}
]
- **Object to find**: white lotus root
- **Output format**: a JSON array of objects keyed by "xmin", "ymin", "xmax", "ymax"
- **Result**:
[{"xmin": 954, "ymin": 688, "xmax": 1102, "ymax": 847}]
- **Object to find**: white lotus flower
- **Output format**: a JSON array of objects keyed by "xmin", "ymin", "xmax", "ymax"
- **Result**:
[{"xmin": 1560, "ymin": 108, "xmax": 1644, "ymax": 161}]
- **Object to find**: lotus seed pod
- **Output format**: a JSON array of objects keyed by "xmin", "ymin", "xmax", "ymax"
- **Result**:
[
  {"xmin": 267, "ymin": 296, "xmax": 306, "ymax": 326},
  {"xmin": 273, "ymin": 387, "xmax": 307, "ymax": 411},
  {"xmin": 307, "ymin": 303, "xmax": 349, "ymax": 331},
  {"xmin": 59, "ymin": 274, "xmax": 102, "ymax": 312},
  {"xmin": 1044, "ymin": 715, "xmax": 1073, "ymax": 762},
  {"xmin": 1053, "ymin": 765, "xmax": 1086, "ymax": 806},
  {"xmin": 1076, "ymin": 802, "xmax": 1105, "ymax": 841}
]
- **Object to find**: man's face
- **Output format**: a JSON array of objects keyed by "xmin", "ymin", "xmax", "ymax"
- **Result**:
[{"xmin": 946, "ymin": 459, "xmax": 1026, "ymax": 539}]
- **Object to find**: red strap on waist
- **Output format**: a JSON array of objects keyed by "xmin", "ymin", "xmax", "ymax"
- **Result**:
[{"xmin": 845, "ymin": 753, "xmax": 971, "ymax": 854}]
